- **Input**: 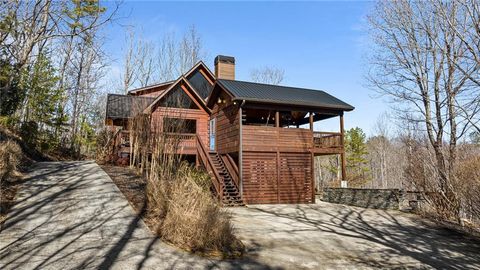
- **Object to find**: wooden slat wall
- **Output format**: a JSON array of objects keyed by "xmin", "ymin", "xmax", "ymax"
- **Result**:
[
  {"xmin": 242, "ymin": 126, "xmax": 313, "ymax": 152},
  {"xmin": 279, "ymin": 153, "xmax": 313, "ymax": 203},
  {"xmin": 210, "ymin": 103, "xmax": 239, "ymax": 154},
  {"xmin": 242, "ymin": 151, "xmax": 313, "ymax": 204},
  {"xmin": 151, "ymin": 107, "xmax": 209, "ymax": 147},
  {"xmin": 242, "ymin": 152, "xmax": 278, "ymax": 204}
]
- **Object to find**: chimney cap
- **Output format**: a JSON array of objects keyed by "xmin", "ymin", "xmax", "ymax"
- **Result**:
[{"xmin": 215, "ymin": 55, "xmax": 235, "ymax": 65}]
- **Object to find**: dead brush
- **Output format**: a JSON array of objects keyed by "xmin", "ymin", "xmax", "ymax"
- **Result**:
[
  {"xmin": 158, "ymin": 164, "xmax": 243, "ymax": 256},
  {"xmin": 0, "ymin": 140, "xmax": 22, "ymax": 181},
  {"xmin": 129, "ymin": 102, "xmax": 244, "ymax": 257}
]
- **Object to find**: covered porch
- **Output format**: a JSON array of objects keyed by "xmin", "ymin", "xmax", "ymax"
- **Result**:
[{"xmin": 240, "ymin": 105, "xmax": 347, "ymax": 181}]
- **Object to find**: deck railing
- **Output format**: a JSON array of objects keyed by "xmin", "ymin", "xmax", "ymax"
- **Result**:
[
  {"xmin": 313, "ymin": 131, "xmax": 343, "ymax": 152},
  {"xmin": 115, "ymin": 131, "xmax": 197, "ymax": 155},
  {"xmin": 196, "ymin": 135, "xmax": 223, "ymax": 200}
]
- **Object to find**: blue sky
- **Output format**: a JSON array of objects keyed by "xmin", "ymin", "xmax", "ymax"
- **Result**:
[{"xmin": 103, "ymin": 1, "xmax": 388, "ymax": 135}]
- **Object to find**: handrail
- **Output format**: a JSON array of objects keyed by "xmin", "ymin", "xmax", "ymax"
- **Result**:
[
  {"xmin": 221, "ymin": 154, "xmax": 239, "ymax": 190},
  {"xmin": 196, "ymin": 135, "xmax": 223, "ymax": 200},
  {"xmin": 313, "ymin": 131, "xmax": 342, "ymax": 136},
  {"xmin": 312, "ymin": 131, "xmax": 343, "ymax": 149},
  {"xmin": 105, "ymin": 129, "xmax": 122, "ymax": 154}
]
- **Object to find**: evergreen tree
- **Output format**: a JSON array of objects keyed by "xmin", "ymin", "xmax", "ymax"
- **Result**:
[
  {"xmin": 25, "ymin": 53, "xmax": 60, "ymax": 125},
  {"xmin": 344, "ymin": 127, "xmax": 370, "ymax": 184}
]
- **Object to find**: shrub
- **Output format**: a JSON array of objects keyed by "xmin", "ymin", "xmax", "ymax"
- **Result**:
[
  {"xmin": 0, "ymin": 140, "xmax": 22, "ymax": 181},
  {"xmin": 454, "ymin": 152, "xmax": 480, "ymax": 228},
  {"xmin": 155, "ymin": 164, "xmax": 242, "ymax": 256}
]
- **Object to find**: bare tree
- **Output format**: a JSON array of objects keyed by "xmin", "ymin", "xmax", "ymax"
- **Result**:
[
  {"xmin": 136, "ymin": 39, "xmax": 157, "ymax": 87},
  {"xmin": 177, "ymin": 25, "xmax": 205, "ymax": 75},
  {"xmin": 367, "ymin": 0, "xmax": 480, "ymax": 222},
  {"xmin": 250, "ymin": 66, "xmax": 285, "ymax": 85},
  {"xmin": 119, "ymin": 25, "xmax": 207, "ymax": 90},
  {"xmin": 156, "ymin": 32, "xmax": 177, "ymax": 82},
  {"xmin": 121, "ymin": 29, "xmax": 138, "ymax": 93}
]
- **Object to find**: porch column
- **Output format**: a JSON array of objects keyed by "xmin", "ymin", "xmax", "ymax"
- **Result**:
[
  {"xmin": 310, "ymin": 112, "xmax": 315, "ymax": 203},
  {"xmin": 275, "ymin": 110, "xmax": 280, "ymax": 203},
  {"xmin": 340, "ymin": 114, "xmax": 347, "ymax": 181},
  {"xmin": 275, "ymin": 111, "xmax": 280, "ymax": 127},
  {"xmin": 309, "ymin": 112, "xmax": 313, "ymax": 131},
  {"xmin": 239, "ymin": 106, "xmax": 243, "ymax": 197}
]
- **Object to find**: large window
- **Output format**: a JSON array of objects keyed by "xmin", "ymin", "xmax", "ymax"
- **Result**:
[
  {"xmin": 160, "ymin": 86, "xmax": 199, "ymax": 109},
  {"xmin": 187, "ymin": 71, "xmax": 213, "ymax": 100},
  {"xmin": 163, "ymin": 118, "xmax": 197, "ymax": 134}
]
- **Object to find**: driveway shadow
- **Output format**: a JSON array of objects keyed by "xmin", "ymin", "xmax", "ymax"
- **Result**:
[
  {"xmin": 0, "ymin": 161, "xmax": 276, "ymax": 270},
  {"xmin": 230, "ymin": 203, "xmax": 480, "ymax": 269}
]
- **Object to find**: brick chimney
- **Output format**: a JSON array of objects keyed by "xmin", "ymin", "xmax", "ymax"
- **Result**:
[{"xmin": 214, "ymin": 55, "xmax": 235, "ymax": 80}]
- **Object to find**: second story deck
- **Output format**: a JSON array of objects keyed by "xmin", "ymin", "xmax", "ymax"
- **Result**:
[{"xmin": 242, "ymin": 125, "xmax": 343, "ymax": 154}]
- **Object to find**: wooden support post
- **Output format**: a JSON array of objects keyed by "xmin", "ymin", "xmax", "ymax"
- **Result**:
[
  {"xmin": 275, "ymin": 110, "xmax": 280, "ymax": 203},
  {"xmin": 275, "ymin": 111, "xmax": 280, "ymax": 127},
  {"xmin": 239, "ymin": 105, "xmax": 243, "ymax": 197},
  {"xmin": 310, "ymin": 112, "xmax": 315, "ymax": 202},
  {"xmin": 340, "ymin": 114, "xmax": 347, "ymax": 181},
  {"xmin": 309, "ymin": 112, "xmax": 313, "ymax": 131}
]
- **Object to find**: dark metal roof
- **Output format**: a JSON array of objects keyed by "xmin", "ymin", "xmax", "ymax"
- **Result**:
[
  {"xmin": 214, "ymin": 55, "xmax": 235, "ymax": 65},
  {"xmin": 127, "ymin": 80, "xmax": 175, "ymax": 94},
  {"xmin": 217, "ymin": 79, "xmax": 354, "ymax": 111},
  {"xmin": 106, "ymin": 94, "xmax": 155, "ymax": 119}
]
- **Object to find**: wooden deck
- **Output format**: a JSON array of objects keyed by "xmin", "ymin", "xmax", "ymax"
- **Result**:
[{"xmin": 114, "ymin": 131, "xmax": 198, "ymax": 155}]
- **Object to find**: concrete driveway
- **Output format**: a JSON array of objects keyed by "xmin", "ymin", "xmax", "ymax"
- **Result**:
[
  {"xmin": 1, "ymin": 161, "xmax": 479, "ymax": 270},
  {"xmin": 0, "ymin": 161, "xmax": 268, "ymax": 270},
  {"xmin": 230, "ymin": 202, "xmax": 480, "ymax": 269}
]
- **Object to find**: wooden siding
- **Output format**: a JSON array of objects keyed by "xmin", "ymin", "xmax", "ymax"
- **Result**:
[
  {"xmin": 242, "ymin": 126, "xmax": 313, "ymax": 152},
  {"xmin": 242, "ymin": 152, "xmax": 278, "ymax": 204},
  {"xmin": 279, "ymin": 153, "xmax": 313, "ymax": 203},
  {"xmin": 210, "ymin": 102, "xmax": 239, "ymax": 154},
  {"xmin": 242, "ymin": 151, "xmax": 313, "ymax": 204},
  {"xmin": 151, "ymin": 107, "xmax": 209, "ymax": 148},
  {"xmin": 215, "ymin": 62, "xmax": 235, "ymax": 80}
]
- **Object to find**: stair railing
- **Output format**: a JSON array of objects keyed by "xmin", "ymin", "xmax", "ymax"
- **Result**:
[
  {"xmin": 105, "ymin": 128, "xmax": 122, "ymax": 157},
  {"xmin": 196, "ymin": 135, "xmax": 223, "ymax": 201},
  {"xmin": 221, "ymin": 154, "xmax": 240, "ymax": 191}
]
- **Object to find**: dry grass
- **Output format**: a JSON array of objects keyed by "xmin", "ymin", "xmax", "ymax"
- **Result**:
[
  {"xmin": 0, "ymin": 140, "xmax": 23, "ymax": 225},
  {"xmin": 0, "ymin": 140, "xmax": 22, "ymax": 181},
  {"xmin": 152, "ymin": 164, "xmax": 243, "ymax": 256},
  {"xmin": 404, "ymin": 140, "xmax": 480, "ymax": 232},
  {"xmin": 124, "ymin": 110, "xmax": 244, "ymax": 257}
]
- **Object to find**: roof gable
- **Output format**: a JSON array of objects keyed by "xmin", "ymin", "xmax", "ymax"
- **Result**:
[{"xmin": 144, "ymin": 76, "xmax": 211, "ymax": 114}]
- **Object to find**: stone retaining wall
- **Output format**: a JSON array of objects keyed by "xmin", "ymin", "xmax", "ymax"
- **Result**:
[{"xmin": 321, "ymin": 188, "xmax": 401, "ymax": 210}]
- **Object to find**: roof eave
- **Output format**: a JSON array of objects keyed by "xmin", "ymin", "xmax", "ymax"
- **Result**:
[{"xmin": 234, "ymin": 98, "xmax": 354, "ymax": 112}]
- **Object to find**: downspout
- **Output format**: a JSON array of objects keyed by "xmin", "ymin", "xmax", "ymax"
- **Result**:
[{"xmin": 239, "ymin": 100, "xmax": 245, "ymax": 197}]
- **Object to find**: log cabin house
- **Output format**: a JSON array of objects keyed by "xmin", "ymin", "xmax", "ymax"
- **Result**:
[{"xmin": 105, "ymin": 55, "xmax": 354, "ymax": 205}]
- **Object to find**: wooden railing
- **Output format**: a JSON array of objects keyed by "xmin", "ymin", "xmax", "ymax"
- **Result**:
[
  {"xmin": 313, "ymin": 132, "xmax": 343, "ymax": 153},
  {"xmin": 221, "ymin": 154, "xmax": 239, "ymax": 190},
  {"xmin": 113, "ymin": 131, "xmax": 197, "ymax": 155},
  {"xmin": 196, "ymin": 135, "xmax": 223, "ymax": 200}
]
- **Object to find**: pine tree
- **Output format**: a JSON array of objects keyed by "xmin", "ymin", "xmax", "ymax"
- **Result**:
[
  {"xmin": 22, "ymin": 53, "xmax": 63, "ymax": 150},
  {"xmin": 344, "ymin": 127, "xmax": 370, "ymax": 185}
]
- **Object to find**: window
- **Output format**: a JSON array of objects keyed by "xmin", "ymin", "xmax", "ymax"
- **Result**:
[
  {"xmin": 160, "ymin": 86, "xmax": 199, "ymax": 109},
  {"xmin": 163, "ymin": 118, "xmax": 197, "ymax": 134},
  {"xmin": 187, "ymin": 71, "xmax": 213, "ymax": 100}
]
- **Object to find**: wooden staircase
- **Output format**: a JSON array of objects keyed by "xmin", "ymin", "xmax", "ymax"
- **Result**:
[
  {"xmin": 196, "ymin": 135, "xmax": 244, "ymax": 206},
  {"xmin": 208, "ymin": 152, "xmax": 244, "ymax": 206}
]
